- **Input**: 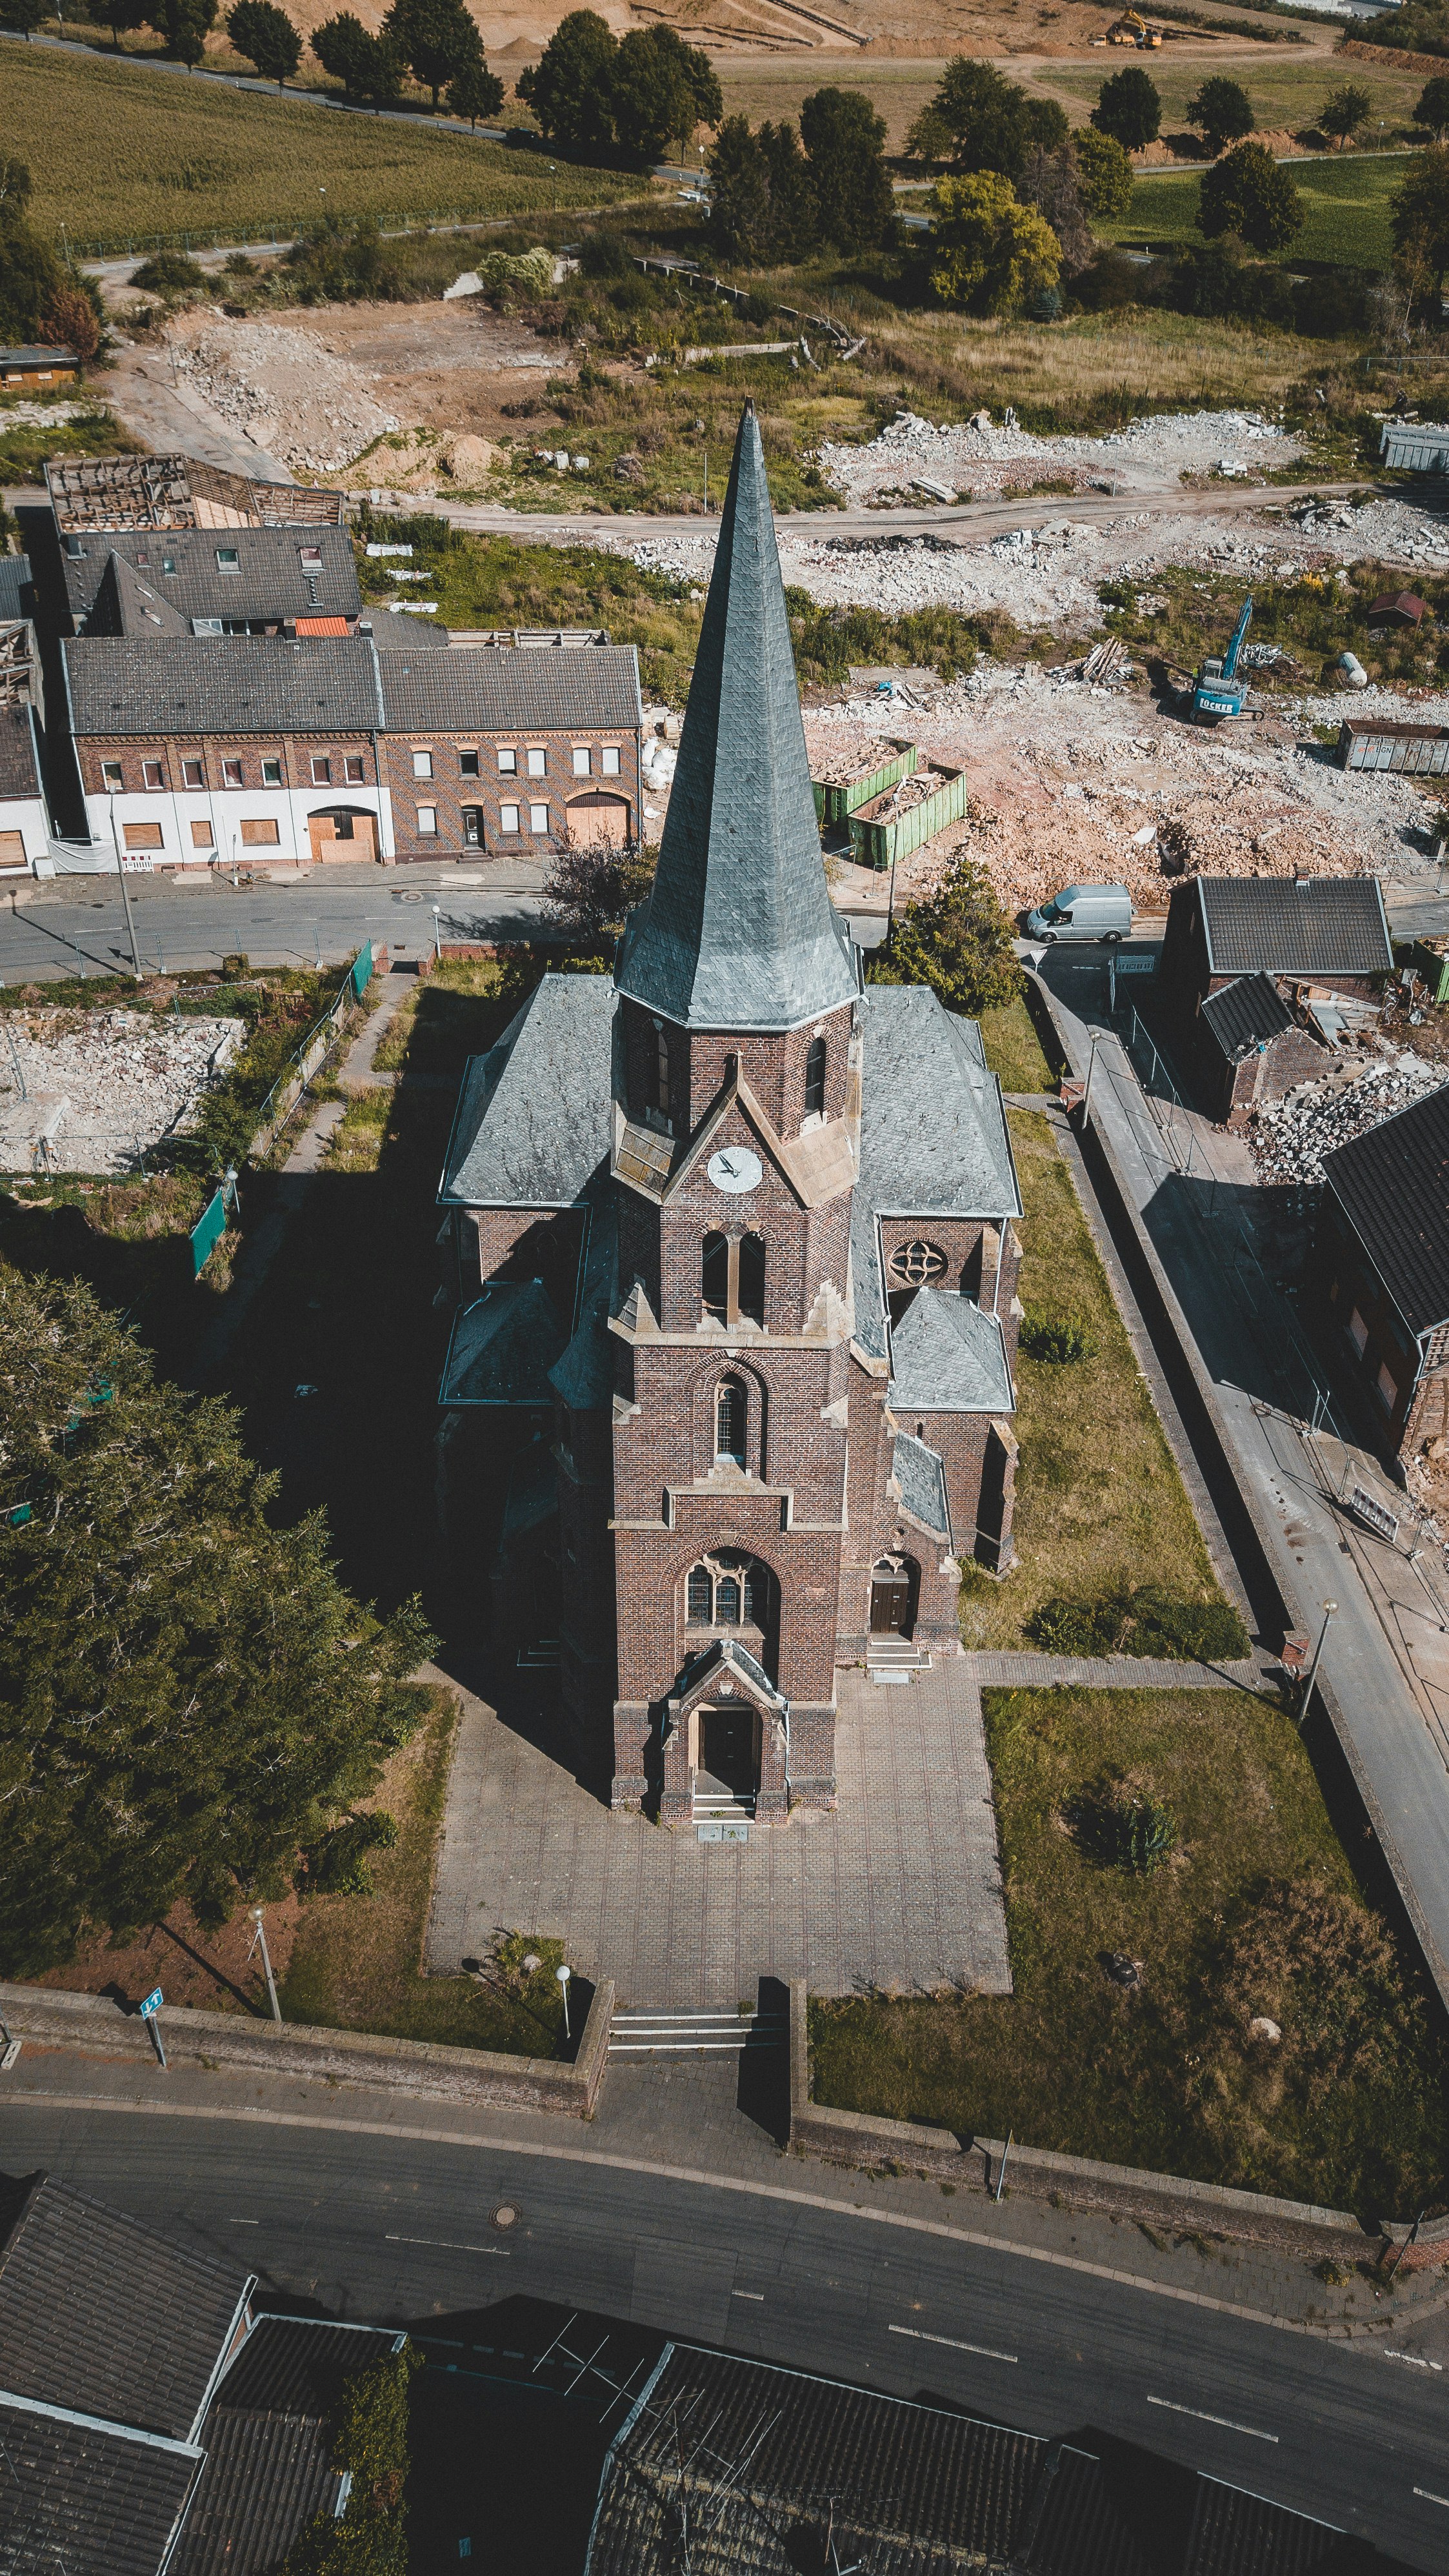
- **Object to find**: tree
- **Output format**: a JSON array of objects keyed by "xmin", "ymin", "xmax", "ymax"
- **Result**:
[
  {"xmin": 1186, "ymin": 75, "xmax": 1255, "ymax": 154},
  {"xmin": 157, "ymin": 0, "xmax": 219, "ymax": 68},
  {"xmin": 1319, "ymin": 81, "xmax": 1372, "ymax": 150},
  {"xmin": 799, "ymin": 85, "xmax": 892, "ymax": 252},
  {"xmin": 0, "ymin": 159, "xmax": 30, "ymax": 214},
  {"xmin": 868, "ymin": 850, "xmax": 1023, "ymax": 1014},
  {"xmin": 1392, "ymin": 144, "xmax": 1449, "ymax": 299},
  {"xmin": 928, "ymin": 170, "xmax": 1061, "ymax": 314},
  {"xmin": 1018, "ymin": 143, "xmax": 1092, "ymax": 272},
  {"xmin": 0, "ymin": 190, "xmax": 65, "ymax": 344},
  {"xmin": 906, "ymin": 55, "xmax": 1063, "ymax": 180},
  {"xmin": 1199, "ymin": 139, "xmax": 1301, "ymax": 251},
  {"xmin": 515, "ymin": 8, "xmax": 617, "ymax": 156},
  {"xmin": 381, "ymin": 0, "xmax": 481, "ymax": 108},
  {"xmin": 226, "ymin": 0, "xmax": 301, "ymax": 83},
  {"xmin": 1073, "ymin": 123, "xmax": 1135, "ymax": 218},
  {"xmin": 543, "ymin": 830, "xmax": 655, "ymax": 936},
  {"xmin": 1413, "ymin": 73, "xmax": 1449, "ymax": 143},
  {"xmin": 0, "ymin": 0, "xmax": 49, "ymax": 40},
  {"xmin": 38, "ymin": 281, "xmax": 103, "ymax": 360},
  {"xmin": 1092, "ymin": 66, "xmax": 1160, "ymax": 151},
  {"xmin": 610, "ymin": 24, "xmax": 721, "ymax": 165},
  {"xmin": 708, "ymin": 114, "xmax": 815, "ymax": 266},
  {"xmin": 96, "ymin": 0, "xmax": 149, "ymax": 42},
  {"xmin": 0, "ymin": 1268, "xmax": 434, "ymax": 1978},
  {"xmin": 312, "ymin": 8, "xmax": 373, "ymax": 90},
  {"xmin": 448, "ymin": 52, "xmax": 502, "ymax": 123},
  {"xmin": 283, "ymin": 2344, "xmax": 421, "ymax": 2576}
]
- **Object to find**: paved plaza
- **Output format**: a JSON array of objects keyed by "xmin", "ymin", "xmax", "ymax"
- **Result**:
[{"xmin": 425, "ymin": 1660, "xmax": 1012, "ymax": 2009}]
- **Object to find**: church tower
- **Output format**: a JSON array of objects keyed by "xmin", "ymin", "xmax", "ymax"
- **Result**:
[{"xmin": 606, "ymin": 400, "xmax": 861, "ymax": 1820}]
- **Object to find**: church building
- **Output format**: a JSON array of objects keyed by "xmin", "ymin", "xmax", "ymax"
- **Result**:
[{"xmin": 438, "ymin": 403, "xmax": 1023, "ymax": 1821}]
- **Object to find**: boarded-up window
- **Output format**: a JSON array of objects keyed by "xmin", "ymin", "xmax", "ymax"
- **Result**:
[
  {"xmin": 124, "ymin": 822, "xmax": 164, "ymax": 851},
  {"xmin": 0, "ymin": 831, "xmax": 26, "ymax": 868},
  {"xmin": 241, "ymin": 818, "xmax": 280, "ymax": 847},
  {"xmin": 1377, "ymin": 1362, "xmax": 1399, "ymax": 1411},
  {"xmin": 1348, "ymin": 1307, "xmax": 1368, "ymax": 1356},
  {"xmin": 191, "ymin": 819, "xmax": 215, "ymax": 848}
]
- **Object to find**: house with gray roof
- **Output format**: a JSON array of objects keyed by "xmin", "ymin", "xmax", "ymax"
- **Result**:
[
  {"xmin": 60, "ymin": 526, "xmax": 362, "ymax": 640},
  {"xmin": 437, "ymin": 405, "xmax": 1022, "ymax": 1824},
  {"xmin": 1157, "ymin": 874, "xmax": 1392, "ymax": 1120}
]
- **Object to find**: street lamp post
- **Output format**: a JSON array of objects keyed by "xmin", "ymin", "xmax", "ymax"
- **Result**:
[
  {"xmin": 1080, "ymin": 1029, "xmax": 1101, "ymax": 1131},
  {"xmin": 107, "ymin": 788, "xmax": 145, "ymax": 981},
  {"xmin": 1299, "ymin": 1599, "xmax": 1337, "ymax": 1719},
  {"xmin": 432, "ymin": 904, "xmax": 442, "ymax": 962},
  {"xmin": 556, "ymin": 1960, "xmax": 572, "ymax": 2040},
  {"xmin": 248, "ymin": 1907, "xmax": 283, "ymax": 2025}
]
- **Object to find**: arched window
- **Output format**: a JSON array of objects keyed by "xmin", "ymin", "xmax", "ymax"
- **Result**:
[
  {"xmin": 715, "ymin": 1376, "xmax": 746, "ymax": 1463},
  {"xmin": 888, "ymin": 1240, "xmax": 949, "ymax": 1289},
  {"xmin": 702, "ymin": 1232, "xmax": 728, "ymax": 1323},
  {"xmin": 737, "ymin": 1232, "xmax": 764, "ymax": 1328},
  {"xmin": 804, "ymin": 1034, "xmax": 826, "ymax": 1120},
  {"xmin": 685, "ymin": 1549, "xmax": 772, "ymax": 1634}
]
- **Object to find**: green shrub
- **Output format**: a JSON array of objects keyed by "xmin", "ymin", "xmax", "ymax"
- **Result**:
[
  {"xmin": 1069, "ymin": 1772, "xmax": 1177, "ymax": 1873},
  {"xmin": 1019, "ymin": 1309, "xmax": 1095, "ymax": 1365},
  {"xmin": 131, "ymin": 250, "xmax": 207, "ymax": 291}
]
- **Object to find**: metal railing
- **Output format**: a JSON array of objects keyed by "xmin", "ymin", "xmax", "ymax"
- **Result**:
[{"xmin": 250, "ymin": 942, "xmax": 371, "ymax": 1156}]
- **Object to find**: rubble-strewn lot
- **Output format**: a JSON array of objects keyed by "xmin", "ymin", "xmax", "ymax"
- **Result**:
[
  {"xmin": 1248, "ymin": 1054, "xmax": 1449, "ymax": 1185},
  {"xmin": 168, "ymin": 314, "xmax": 400, "ymax": 476},
  {"xmin": 815, "ymin": 406, "xmax": 1302, "ymax": 508},
  {"xmin": 0, "ymin": 1008, "xmax": 245, "ymax": 1176}
]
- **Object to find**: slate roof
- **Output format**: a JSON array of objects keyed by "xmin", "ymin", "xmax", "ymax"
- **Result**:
[
  {"xmin": 548, "ymin": 1187, "xmax": 618, "ymax": 1413},
  {"xmin": 379, "ymin": 643, "xmax": 641, "ymax": 732},
  {"xmin": 1197, "ymin": 875, "xmax": 1392, "ymax": 981},
  {"xmin": 359, "ymin": 606, "xmax": 450, "ymax": 650},
  {"xmin": 174, "ymin": 2317, "xmax": 400, "ymax": 2576},
  {"xmin": 441, "ymin": 974, "xmax": 615, "ymax": 1207},
  {"xmin": 888, "ymin": 1288, "xmax": 1014, "ymax": 1416},
  {"xmin": 1321, "ymin": 1078, "xmax": 1449, "ymax": 1336},
  {"xmin": 615, "ymin": 403, "xmax": 859, "ymax": 1033},
  {"xmin": 64, "ymin": 634, "xmax": 386, "ymax": 738},
  {"xmin": 440, "ymin": 1281, "xmax": 565, "ymax": 1406},
  {"xmin": 0, "ymin": 555, "xmax": 32, "ymax": 621},
  {"xmin": 892, "ymin": 1429, "xmax": 950, "ymax": 1536},
  {"xmin": 66, "ymin": 528, "xmax": 360, "ymax": 633},
  {"xmin": 0, "ymin": 2397, "xmax": 201, "ymax": 2576},
  {"xmin": 0, "ymin": 2172, "xmax": 251, "ymax": 2441},
  {"xmin": 1199, "ymin": 970, "xmax": 1296, "ymax": 1064},
  {"xmin": 0, "ymin": 703, "xmax": 42, "ymax": 805},
  {"xmin": 852, "ymin": 985, "xmax": 1021, "ymax": 1365}
]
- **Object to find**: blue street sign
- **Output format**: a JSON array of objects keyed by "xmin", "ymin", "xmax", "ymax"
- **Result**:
[{"xmin": 137, "ymin": 1988, "xmax": 163, "ymax": 2019}]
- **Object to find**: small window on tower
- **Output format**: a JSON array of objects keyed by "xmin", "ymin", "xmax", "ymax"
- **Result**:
[
  {"xmin": 804, "ymin": 1034, "xmax": 826, "ymax": 1120},
  {"xmin": 687, "ymin": 1565, "xmax": 712, "ymax": 1624},
  {"xmin": 703, "ymin": 1232, "xmax": 728, "ymax": 1323},
  {"xmin": 715, "ymin": 1376, "xmax": 746, "ymax": 1464},
  {"xmin": 654, "ymin": 1022, "xmax": 670, "ymax": 1118},
  {"xmin": 738, "ymin": 1233, "xmax": 764, "ymax": 1327}
]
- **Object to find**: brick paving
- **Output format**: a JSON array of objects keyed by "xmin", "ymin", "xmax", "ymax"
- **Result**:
[
  {"xmin": 425, "ymin": 1660, "xmax": 1010, "ymax": 2007},
  {"xmin": 971, "ymin": 1652, "xmax": 1261, "ymax": 1691}
]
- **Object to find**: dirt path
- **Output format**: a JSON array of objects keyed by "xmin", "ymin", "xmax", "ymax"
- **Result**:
[{"xmin": 103, "ymin": 343, "xmax": 296, "ymax": 482}]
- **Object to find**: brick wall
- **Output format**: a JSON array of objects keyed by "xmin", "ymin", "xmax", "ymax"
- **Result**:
[
  {"xmin": 77, "ymin": 729, "xmax": 377, "ymax": 798},
  {"xmin": 618, "ymin": 1001, "xmax": 855, "ymax": 1142},
  {"xmin": 381, "ymin": 723, "xmax": 640, "ymax": 863}
]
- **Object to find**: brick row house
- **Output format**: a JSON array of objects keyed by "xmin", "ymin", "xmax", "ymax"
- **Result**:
[
  {"xmin": 1157, "ymin": 873, "xmax": 1393, "ymax": 1124},
  {"xmin": 436, "ymin": 405, "xmax": 1023, "ymax": 1824},
  {"xmin": 62, "ymin": 632, "xmax": 643, "ymax": 869},
  {"xmin": 1312, "ymin": 1083, "xmax": 1449, "ymax": 1474}
]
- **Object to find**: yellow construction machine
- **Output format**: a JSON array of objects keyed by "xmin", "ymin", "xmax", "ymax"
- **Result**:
[{"xmin": 1106, "ymin": 10, "xmax": 1163, "ymax": 42}]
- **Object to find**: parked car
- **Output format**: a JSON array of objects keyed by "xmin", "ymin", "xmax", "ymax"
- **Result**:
[{"xmin": 1025, "ymin": 882, "xmax": 1133, "ymax": 943}]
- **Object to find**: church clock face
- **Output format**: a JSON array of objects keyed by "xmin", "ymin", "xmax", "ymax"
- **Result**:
[{"xmin": 707, "ymin": 1146, "xmax": 763, "ymax": 1196}]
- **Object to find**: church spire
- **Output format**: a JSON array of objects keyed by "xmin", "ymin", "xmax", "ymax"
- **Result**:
[{"xmin": 615, "ymin": 401, "xmax": 859, "ymax": 1034}]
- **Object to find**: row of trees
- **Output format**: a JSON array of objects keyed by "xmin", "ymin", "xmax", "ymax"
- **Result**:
[
  {"xmin": 515, "ymin": 10, "xmax": 721, "ymax": 165},
  {"xmin": 708, "ymin": 89, "xmax": 894, "ymax": 265}
]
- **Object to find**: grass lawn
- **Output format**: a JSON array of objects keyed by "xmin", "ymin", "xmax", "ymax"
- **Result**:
[
  {"xmin": 1100, "ymin": 560, "xmax": 1449, "ymax": 695},
  {"xmin": 977, "ymin": 992, "xmax": 1057, "ymax": 1095},
  {"xmin": 959, "ymin": 1106, "xmax": 1226, "ymax": 1650},
  {"xmin": 1042, "ymin": 55, "xmax": 1427, "ymax": 135},
  {"xmin": 1101, "ymin": 157, "xmax": 1400, "ymax": 270},
  {"xmin": 1, "ymin": 42, "xmax": 634, "ymax": 251},
  {"xmin": 280, "ymin": 1687, "xmax": 570, "ymax": 2054},
  {"xmin": 0, "ymin": 399, "xmax": 137, "ymax": 484},
  {"xmin": 811, "ymin": 1685, "xmax": 1449, "ymax": 2213}
]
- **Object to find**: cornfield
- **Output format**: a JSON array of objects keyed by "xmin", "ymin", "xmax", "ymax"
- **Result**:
[{"xmin": 0, "ymin": 41, "xmax": 635, "ymax": 253}]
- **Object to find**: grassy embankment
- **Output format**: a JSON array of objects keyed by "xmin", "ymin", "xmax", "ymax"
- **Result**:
[
  {"xmin": 0, "ymin": 41, "xmax": 636, "ymax": 252},
  {"xmin": 1101, "ymin": 157, "xmax": 1401, "ymax": 271},
  {"xmin": 812, "ymin": 1684, "xmax": 1449, "ymax": 2215}
]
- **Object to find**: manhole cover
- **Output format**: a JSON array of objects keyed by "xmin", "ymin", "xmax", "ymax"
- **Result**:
[
  {"xmin": 492, "ymin": 2204, "xmax": 519, "ymax": 2230},
  {"xmin": 393, "ymin": 892, "xmax": 425, "ymax": 904}
]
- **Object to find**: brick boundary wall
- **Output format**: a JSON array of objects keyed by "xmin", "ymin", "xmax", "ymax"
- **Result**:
[
  {"xmin": 785, "ymin": 1984, "xmax": 1446, "ymax": 2267},
  {"xmin": 0, "ymin": 1978, "xmax": 615, "ymax": 2120}
]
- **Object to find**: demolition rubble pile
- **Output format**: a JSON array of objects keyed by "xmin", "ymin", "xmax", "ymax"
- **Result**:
[
  {"xmin": 813, "ymin": 406, "xmax": 1299, "ymax": 508},
  {"xmin": 0, "ymin": 1007, "xmax": 245, "ymax": 1176},
  {"xmin": 168, "ymin": 317, "xmax": 399, "ymax": 476},
  {"xmin": 1248, "ymin": 1054, "xmax": 1448, "ymax": 1186}
]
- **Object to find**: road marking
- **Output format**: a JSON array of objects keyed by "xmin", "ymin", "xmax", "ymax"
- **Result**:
[
  {"xmin": 1147, "ymin": 2395, "xmax": 1277, "ymax": 2444},
  {"xmin": 889, "ymin": 2324, "xmax": 1017, "ymax": 2364},
  {"xmin": 1414, "ymin": 2488, "xmax": 1449, "ymax": 2508},
  {"xmin": 1386, "ymin": 2351, "xmax": 1443, "ymax": 2371},
  {"xmin": 385, "ymin": 2234, "xmax": 510, "ymax": 2256},
  {"xmin": 227, "ymin": 2218, "xmax": 259, "ymax": 2226},
  {"xmin": 0, "ymin": 2089, "xmax": 1403, "ymax": 2342},
  {"xmin": 732, "ymin": 2290, "xmax": 764, "ymax": 2301}
]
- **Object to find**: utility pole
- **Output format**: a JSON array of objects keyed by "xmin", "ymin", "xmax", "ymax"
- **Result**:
[
  {"xmin": 432, "ymin": 904, "xmax": 443, "ymax": 961},
  {"xmin": 108, "ymin": 789, "xmax": 144, "ymax": 981},
  {"xmin": 248, "ymin": 1907, "xmax": 283, "ymax": 2025},
  {"xmin": 1080, "ymin": 1029, "xmax": 1101, "ymax": 1131},
  {"xmin": 556, "ymin": 1960, "xmax": 572, "ymax": 2041},
  {"xmin": 0, "ymin": 986, "xmax": 26, "ymax": 1102},
  {"xmin": 1298, "ymin": 1599, "xmax": 1336, "ymax": 1720}
]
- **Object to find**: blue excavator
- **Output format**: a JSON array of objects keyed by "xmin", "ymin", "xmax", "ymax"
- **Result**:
[{"xmin": 1191, "ymin": 594, "xmax": 1253, "ymax": 722}]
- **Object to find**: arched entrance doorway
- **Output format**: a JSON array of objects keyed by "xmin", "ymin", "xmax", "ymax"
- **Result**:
[
  {"xmin": 566, "ymin": 790, "xmax": 630, "ymax": 846},
  {"xmin": 870, "ymin": 1554, "xmax": 917, "ymax": 1638},
  {"xmin": 308, "ymin": 804, "xmax": 378, "ymax": 863}
]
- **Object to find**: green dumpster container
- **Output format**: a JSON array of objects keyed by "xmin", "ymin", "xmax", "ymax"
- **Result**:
[
  {"xmin": 848, "ymin": 762, "xmax": 968, "ymax": 871},
  {"xmin": 812, "ymin": 738, "xmax": 917, "ymax": 829}
]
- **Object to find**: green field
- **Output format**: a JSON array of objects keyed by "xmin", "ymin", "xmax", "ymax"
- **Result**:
[
  {"xmin": 0, "ymin": 41, "xmax": 634, "ymax": 252},
  {"xmin": 1101, "ymin": 153, "xmax": 1401, "ymax": 268},
  {"xmin": 1040, "ymin": 54, "xmax": 1426, "ymax": 134}
]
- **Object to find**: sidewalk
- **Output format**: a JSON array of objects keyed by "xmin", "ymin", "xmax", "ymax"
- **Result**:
[
  {"xmin": 5, "ymin": 2043, "xmax": 1443, "ymax": 2344},
  {"xmin": 1037, "ymin": 961, "xmax": 1449, "ymax": 2010}
]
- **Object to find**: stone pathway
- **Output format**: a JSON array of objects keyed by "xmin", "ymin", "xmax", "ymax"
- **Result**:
[
  {"xmin": 425, "ymin": 1660, "xmax": 1010, "ymax": 2008},
  {"xmin": 972, "ymin": 1651, "xmax": 1261, "ymax": 1691}
]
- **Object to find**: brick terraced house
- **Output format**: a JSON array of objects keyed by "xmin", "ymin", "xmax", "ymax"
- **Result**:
[
  {"xmin": 1314, "ymin": 1079, "xmax": 1449, "ymax": 1473},
  {"xmin": 62, "ymin": 632, "xmax": 643, "ymax": 868},
  {"xmin": 437, "ymin": 405, "xmax": 1023, "ymax": 1824}
]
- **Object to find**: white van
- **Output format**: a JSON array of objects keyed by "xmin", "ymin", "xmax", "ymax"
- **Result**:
[{"xmin": 1025, "ymin": 882, "xmax": 1134, "ymax": 943}]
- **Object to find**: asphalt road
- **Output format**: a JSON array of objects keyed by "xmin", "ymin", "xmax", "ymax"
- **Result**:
[{"xmin": 6, "ymin": 2090, "xmax": 1449, "ymax": 2570}]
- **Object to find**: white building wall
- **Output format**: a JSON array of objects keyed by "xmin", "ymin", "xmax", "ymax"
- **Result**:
[
  {"xmin": 0, "ymin": 794, "xmax": 50, "ymax": 872},
  {"xmin": 81, "ymin": 783, "xmax": 395, "ymax": 867}
]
